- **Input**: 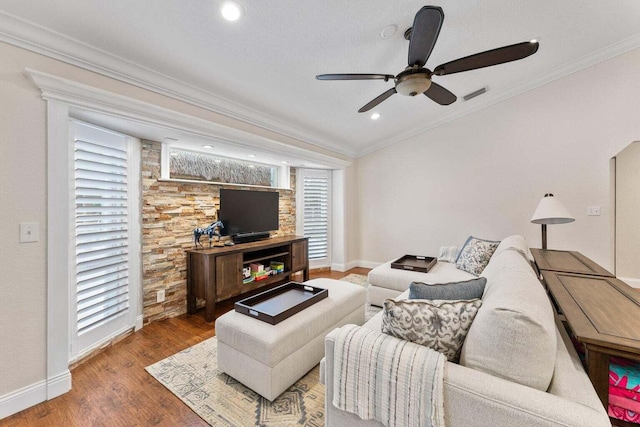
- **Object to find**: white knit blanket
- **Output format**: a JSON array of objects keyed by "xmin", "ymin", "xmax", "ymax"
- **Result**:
[{"xmin": 332, "ymin": 324, "xmax": 446, "ymax": 427}]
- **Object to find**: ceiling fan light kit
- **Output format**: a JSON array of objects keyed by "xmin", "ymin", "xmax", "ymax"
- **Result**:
[
  {"xmin": 395, "ymin": 70, "xmax": 432, "ymax": 96},
  {"xmin": 317, "ymin": 5, "xmax": 539, "ymax": 113}
]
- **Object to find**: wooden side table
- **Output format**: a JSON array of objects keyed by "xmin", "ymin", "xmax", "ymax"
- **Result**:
[{"xmin": 532, "ymin": 249, "xmax": 640, "ymax": 427}]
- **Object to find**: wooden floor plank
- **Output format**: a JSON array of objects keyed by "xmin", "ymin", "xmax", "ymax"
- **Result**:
[{"xmin": 1, "ymin": 268, "xmax": 368, "ymax": 426}]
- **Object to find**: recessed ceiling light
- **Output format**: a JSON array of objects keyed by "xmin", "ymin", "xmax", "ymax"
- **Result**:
[
  {"xmin": 248, "ymin": 165, "xmax": 255, "ymax": 168},
  {"xmin": 214, "ymin": 159, "xmax": 222, "ymax": 163},
  {"xmin": 221, "ymin": 1, "xmax": 244, "ymax": 21},
  {"xmin": 202, "ymin": 145, "xmax": 214, "ymax": 149},
  {"xmin": 281, "ymin": 160, "xmax": 289, "ymax": 164},
  {"xmin": 248, "ymin": 154, "xmax": 257, "ymax": 158},
  {"xmin": 371, "ymin": 112, "xmax": 381, "ymax": 120}
]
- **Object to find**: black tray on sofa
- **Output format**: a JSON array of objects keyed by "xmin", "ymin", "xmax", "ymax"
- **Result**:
[
  {"xmin": 234, "ymin": 282, "xmax": 328, "ymax": 324},
  {"xmin": 391, "ymin": 254, "xmax": 437, "ymax": 273}
]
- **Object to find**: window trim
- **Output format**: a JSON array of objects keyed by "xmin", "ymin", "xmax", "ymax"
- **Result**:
[
  {"xmin": 160, "ymin": 144, "xmax": 291, "ymax": 189},
  {"xmin": 27, "ymin": 68, "xmax": 349, "ymax": 406}
]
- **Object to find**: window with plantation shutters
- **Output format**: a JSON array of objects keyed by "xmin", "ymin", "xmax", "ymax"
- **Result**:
[
  {"xmin": 297, "ymin": 169, "xmax": 331, "ymax": 267},
  {"xmin": 71, "ymin": 121, "xmax": 140, "ymax": 362}
]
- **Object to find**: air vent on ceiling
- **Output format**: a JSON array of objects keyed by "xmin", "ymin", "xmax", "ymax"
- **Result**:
[{"xmin": 463, "ymin": 87, "xmax": 487, "ymax": 101}]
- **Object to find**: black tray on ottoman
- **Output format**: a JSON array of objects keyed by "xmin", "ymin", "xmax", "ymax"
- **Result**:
[
  {"xmin": 391, "ymin": 254, "xmax": 437, "ymax": 273},
  {"xmin": 234, "ymin": 282, "xmax": 328, "ymax": 324}
]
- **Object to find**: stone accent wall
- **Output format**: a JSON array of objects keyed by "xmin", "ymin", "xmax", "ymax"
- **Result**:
[{"xmin": 141, "ymin": 140, "xmax": 296, "ymax": 324}]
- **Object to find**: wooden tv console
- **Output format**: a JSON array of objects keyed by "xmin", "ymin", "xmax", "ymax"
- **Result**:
[{"xmin": 186, "ymin": 235, "xmax": 309, "ymax": 322}]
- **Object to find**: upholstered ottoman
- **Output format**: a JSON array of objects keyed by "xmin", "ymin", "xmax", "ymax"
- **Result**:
[{"xmin": 215, "ymin": 278, "xmax": 366, "ymax": 401}]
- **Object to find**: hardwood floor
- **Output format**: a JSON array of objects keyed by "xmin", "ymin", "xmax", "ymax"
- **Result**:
[{"xmin": 1, "ymin": 268, "xmax": 370, "ymax": 427}]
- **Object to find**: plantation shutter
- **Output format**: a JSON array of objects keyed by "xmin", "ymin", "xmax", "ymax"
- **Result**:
[
  {"xmin": 299, "ymin": 169, "xmax": 331, "ymax": 266},
  {"xmin": 75, "ymin": 137, "xmax": 130, "ymax": 334}
]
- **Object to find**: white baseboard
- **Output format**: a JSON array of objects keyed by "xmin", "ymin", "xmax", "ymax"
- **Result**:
[
  {"xmin": 618, "ymin": 277, "xmax": 640, "ymax": 288},
  {"xmin": 344, "ymin": 260, "xmax": 381, "ymax": 270},
  {"xmin": 325, "ymin": 260, "xmax": 381, "ymax": 272},
  {"xmin": 0, "ymin": 380, "xmax": 47, "ymax": 419},
  {"xmin": 331, "ymin": 263, "xmax": 347, "ymax": 272},
  {"xmin": 135, "ymin": 314, "xmax": 144, "ymax": 331},
  {"xmin": 0, "ymin": 370, "xmax": 72, "ymax": 419},
  {"xmin": 47, "ymin": 369, "xmax": 72, "ymax": 400}
]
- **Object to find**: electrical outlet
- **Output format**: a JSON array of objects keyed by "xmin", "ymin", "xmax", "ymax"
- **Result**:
[
  {"xmin": 156, "ymin": 290, "xmax": 166, "ymax": 303},
  {"xmin": 587, "ymin": 206, "xmax": 601, "ymax": 216},
  {"xmin": 19, "ymin": 222, "xmax": 39, "ymax": 243}
]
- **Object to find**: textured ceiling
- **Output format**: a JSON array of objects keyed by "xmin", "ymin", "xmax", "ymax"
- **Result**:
[{"xmin": 1, "ymin": 1, "xmax": 640, "ymax": 160}]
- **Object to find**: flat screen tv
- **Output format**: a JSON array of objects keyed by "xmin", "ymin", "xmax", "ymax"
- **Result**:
[{"xmin": 219, "ymin": 189, "xmax": 279, "ymax": 237}]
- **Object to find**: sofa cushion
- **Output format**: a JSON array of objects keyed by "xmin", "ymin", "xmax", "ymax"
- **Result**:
[
  {"xmin": 382, "ymin": 298, "xmax": 482, "ymax": 362},
  {"xmin": 368, "ymin": 261, "xmax": 476, "ymax": 293},
  {"xmin": 409, "ymin": 277, "xmax": 487, "ymax": 300},
  {"xmin": 460, "ymin": 250, "xmax": 557, "ymax": 391},
  {"xmin": 492, "ymin": 234, "xmax": 531, "ymax": 260},
  {"xmin": 455, "ymin": 236, "xmax": 500, "ymax": 276},
  {"xmin": 437, "ymin": 246, "xmax": 459, "ymax": 263}
]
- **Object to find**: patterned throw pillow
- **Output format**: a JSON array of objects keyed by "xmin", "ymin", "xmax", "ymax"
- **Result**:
[
  {"xmin": 382, "ymin": 298, "xmax": 483, "ymax": 362},
  {"xmin": 409, "ymin": 277, "xmax": 487, "ymax": 300},
  {"xmin": 455, "ymin": 236, "xmax": 500, "ymax": 276},
  {"xmin": 437, "ymin": 246, "xmax": 459, "ymax": 263}
]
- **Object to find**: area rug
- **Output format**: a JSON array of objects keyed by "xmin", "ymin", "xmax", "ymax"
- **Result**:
[
  {"xmin": 339, "ymin": 273, "xmax": 381, "ymax": 321},
  {"xmin": 146, "ymin": 337, "xmax": 324, "ymax": 427},
  {"xmin": 146, "ymin": 274, "xmax": 379, "ymax": 426}
]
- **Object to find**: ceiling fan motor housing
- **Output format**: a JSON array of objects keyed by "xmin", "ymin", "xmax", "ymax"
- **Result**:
[{"xmin": 396, "ymin": 68, "xmax": 432, "ymax": 96}]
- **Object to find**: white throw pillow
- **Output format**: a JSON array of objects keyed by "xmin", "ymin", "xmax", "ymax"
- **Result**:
[{"xmin": 437, "ymin": 246, "xmax": 459, "ymax": 263}]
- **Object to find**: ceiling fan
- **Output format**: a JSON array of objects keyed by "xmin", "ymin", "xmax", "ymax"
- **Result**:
[{"xmin": 316, "ymin": 6, "xmax": 539, "ymax": 112}]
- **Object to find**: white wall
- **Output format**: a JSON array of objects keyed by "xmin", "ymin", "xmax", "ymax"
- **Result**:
[
  {"xmin": 0, "ymin": 40, "xmax": 348, "ymax": 415},
  {"xmin": 616, "ymin": 141, "xmax": 640, "ymax": 283},
  {"xmin": 0, "ymin": 53, "xmax": 47, "ymax": 398},
  {"xmin": 354, "ymin": 48, "xmax": 640, "ymax": 269}
]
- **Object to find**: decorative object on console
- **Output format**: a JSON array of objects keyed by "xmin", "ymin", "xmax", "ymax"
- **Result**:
[
  {"xmin": 530, "ymin": 193, "xmax": 574, "ymax": 249},
  {"xmin": 437, "ymin": 246, "xmax": 459, "ymax": 263},
  {"xmin": 455, "ymin": 236, "xmax": 500, "ymax": 276},
  {"xmin": 409, "ymin": 277, "xmax": 486, "ymax": 300},
  {"xmin": 193, "ymin": 220, "xmax": 224, "ymax": 248},
  {"xmin": 381, "ymin": 298, "xmax": 482, "ymax": 362}
]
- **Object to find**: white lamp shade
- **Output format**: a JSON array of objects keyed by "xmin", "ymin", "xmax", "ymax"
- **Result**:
[{"xmin": 531, "ymin": 194, "xmax": 575, "ymax": 224}]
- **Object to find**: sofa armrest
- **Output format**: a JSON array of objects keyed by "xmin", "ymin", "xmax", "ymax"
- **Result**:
[
  {"xmin": 324, "ymin": 327, "xmax": 610, "ymax": 427},
  {"xmin": 443, "ymin": 362, "xmax": 610, "ymax": 427}
]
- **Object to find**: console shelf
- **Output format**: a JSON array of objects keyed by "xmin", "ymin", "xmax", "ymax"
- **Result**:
[{"xmin": 186, "ymin": 235, "xmax": 308, "ymax": 322}]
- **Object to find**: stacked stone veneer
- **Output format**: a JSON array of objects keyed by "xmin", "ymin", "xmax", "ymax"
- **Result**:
[{"xmin": 141, "ymin": 140, "xmax": 296, "ymax": 324}]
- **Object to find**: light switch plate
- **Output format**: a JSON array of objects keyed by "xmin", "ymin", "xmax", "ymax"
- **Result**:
[
  {"xmin": 20, "ymin": 222, "xmax": 39, "ymax": 242},
  {"xmin": 587, "ymin": 206, "xmax": 601, "ymax": 216}
]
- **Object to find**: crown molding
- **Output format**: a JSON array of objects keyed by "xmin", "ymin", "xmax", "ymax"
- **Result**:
[
  {"xmin": 4, "ymin": 10, "xmax": 639, "ymax": 160},
  {"xmin": 25, "ymin": 68, "xmax": 351, "ymax": 169},
  {"xmin": 0, "ymin": 11, "xmax": 353, "ymax": 157},
  {"xmin": 356, "ymin": 34, "xmax": 640, "ymax": 157}
]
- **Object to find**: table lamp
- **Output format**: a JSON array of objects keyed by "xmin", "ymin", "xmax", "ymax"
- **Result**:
[{"xmin": 530, "ymin": 193, "xmax": 575, "ymax": 250}]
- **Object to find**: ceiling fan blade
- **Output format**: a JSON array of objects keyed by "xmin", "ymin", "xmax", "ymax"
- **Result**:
[
  {"xmin": 424, "ymin": 81, "xmax": 457, "ymax": 105},
  {"xmin": 316, "ymin": 73, "xmax": 395, "ymax": 81},
  {"xmin": 358, "ymin": 88, "xmax": 397, "ymax": 113},
  {"xmin": 408, "ymin": 6, "xmax": 444, "ymax": 67},
  {"xmin": 434, "ymin": 41, "xmax": 539, "ymax": 76}
]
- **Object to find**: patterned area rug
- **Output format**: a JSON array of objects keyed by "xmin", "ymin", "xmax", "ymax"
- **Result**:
[
  {"xmin": 146, "ymin": 274, "xmax": 378, "ymax": 426},
  {"xmin": 339, "ymin": 273, "xmax": 381, "ymax": 321},
  {"xmin": 146, "ymin": 337, "xmax": 324, "ymax": 426}
]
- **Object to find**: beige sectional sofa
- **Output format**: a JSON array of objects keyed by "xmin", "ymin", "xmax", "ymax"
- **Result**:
[{"xmin": 321, "ymin": 236, "xmax": 610, "ymax": 426}]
